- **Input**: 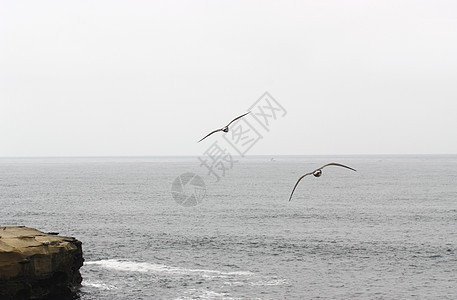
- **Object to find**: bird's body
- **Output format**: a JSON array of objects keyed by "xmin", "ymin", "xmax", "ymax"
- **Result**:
[
  {"xmin": 288, "ymin": 163, "xmax": 356, "ymax": 201},
  {"xmin": 198, "ymin": 112, "xmax": 250, "ymax": 142},
  {"xmin": 313, "ymin": 169, "xmax": 322, "ymax": 177}
]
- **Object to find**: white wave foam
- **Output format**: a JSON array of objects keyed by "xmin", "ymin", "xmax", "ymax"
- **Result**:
[
  {"xmin": 175, "ymin": 289, "xmax": 240, "ymax": 300},
  {"xmin": 83, "ymin": 280, "xmax": 118, "ymax": 290},
  {"xmin": 85, "ymin": 259, "xmax": 253, "ymax": 277},
  {"xmin": 223, "ymin": 281, "xmax": 246, "ymax": 286},
  {"xmin": 250, "ymin": 279, "xmax": 288, "ymax": 286}
]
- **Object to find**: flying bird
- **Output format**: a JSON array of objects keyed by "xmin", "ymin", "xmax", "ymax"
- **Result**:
[
  {"xmin": 288, "ymin": 163, "xmax": 356, "ymax": 201},
  {"xmin": 198, "ymin": 112, "xmax": 250, "ymax": 143}
]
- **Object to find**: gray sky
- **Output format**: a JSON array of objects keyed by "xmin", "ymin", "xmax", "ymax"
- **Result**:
[{"xmin": 1, "ymin": 0, "xmax": 456, "ymax": 156}]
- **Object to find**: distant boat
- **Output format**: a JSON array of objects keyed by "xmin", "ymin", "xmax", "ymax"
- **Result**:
[{"xmin": 270, "ymin": 158, "xmax": 276, "ymax": 162}]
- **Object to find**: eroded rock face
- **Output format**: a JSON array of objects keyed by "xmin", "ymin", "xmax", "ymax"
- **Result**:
[{"xmin": 0, "ymin": 226, "xmax": 84, "ymax": 299}]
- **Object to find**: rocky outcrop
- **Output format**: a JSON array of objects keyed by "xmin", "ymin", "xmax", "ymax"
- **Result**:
[{"xmin": 0, "ymin": 226, "xmax": 84, "ymax": 299}]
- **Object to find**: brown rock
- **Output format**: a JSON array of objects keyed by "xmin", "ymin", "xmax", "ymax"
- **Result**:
[{"xmin": 0, "ymin": 226, "xmax": 84, "ymax": 299}]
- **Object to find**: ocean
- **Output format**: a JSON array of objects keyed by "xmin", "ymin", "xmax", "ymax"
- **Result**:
[{"xmin": 1, "ymin": 156, "xmax": 456, "ymax": 299}]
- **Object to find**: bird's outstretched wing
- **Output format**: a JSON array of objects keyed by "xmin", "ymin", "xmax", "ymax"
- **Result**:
[
  {"xmin": 197, "ymin": 128, "xmax": 223, "ymax": 143},
  {"xmin": 288, "ymin": 163, "xmax": 356, "ymax": 201},
  {"xmin": 288, "ymin": 172, "xmax": 313, "ymax": 201},
  {"xmin": 319, "ymin": 163, "xmax": 357, "ymax": 172},
  {"xmin": 226, "ymin": 112, "xmax": 250, "ymax": 127}
]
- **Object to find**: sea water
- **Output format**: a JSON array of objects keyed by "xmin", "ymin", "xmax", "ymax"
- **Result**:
[{"xmin": 1, "ymin": 156, "xmax": 456, "ymax": 299}]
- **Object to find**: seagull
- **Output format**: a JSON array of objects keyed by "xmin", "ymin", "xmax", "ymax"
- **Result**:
[
  {"xmin": 198, "ymin": 112, "xmax": 250, "ymax": 143},
  {"xmin": 288, "ymin": 163, "xmax": 356, "ymax": 201}
]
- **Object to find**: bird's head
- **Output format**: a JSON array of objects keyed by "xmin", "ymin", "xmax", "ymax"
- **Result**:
[{"xmin": 313, "ymin": 169, "xmax": 322, "ymax": 177}]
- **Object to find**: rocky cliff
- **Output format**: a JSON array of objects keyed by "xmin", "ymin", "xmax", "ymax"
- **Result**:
[{"xmin": 0, "ymin": 226, "xmax": 84, "ymax": 299}]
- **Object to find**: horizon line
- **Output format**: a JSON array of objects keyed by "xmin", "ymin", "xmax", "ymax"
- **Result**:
[{"xmin": 1, "ymin": 154, "xmax": 456, "ymax": 159}]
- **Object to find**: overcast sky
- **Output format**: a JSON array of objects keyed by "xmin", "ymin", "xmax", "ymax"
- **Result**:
[{"xmin": 1, "ymin": 0, "xmax": 456, "ymax": 156}]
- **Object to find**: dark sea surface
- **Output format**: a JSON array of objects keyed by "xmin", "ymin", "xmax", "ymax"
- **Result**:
[{"xmin": 1, "ymin": 156, "xmax": 456, "ymax": 299}]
